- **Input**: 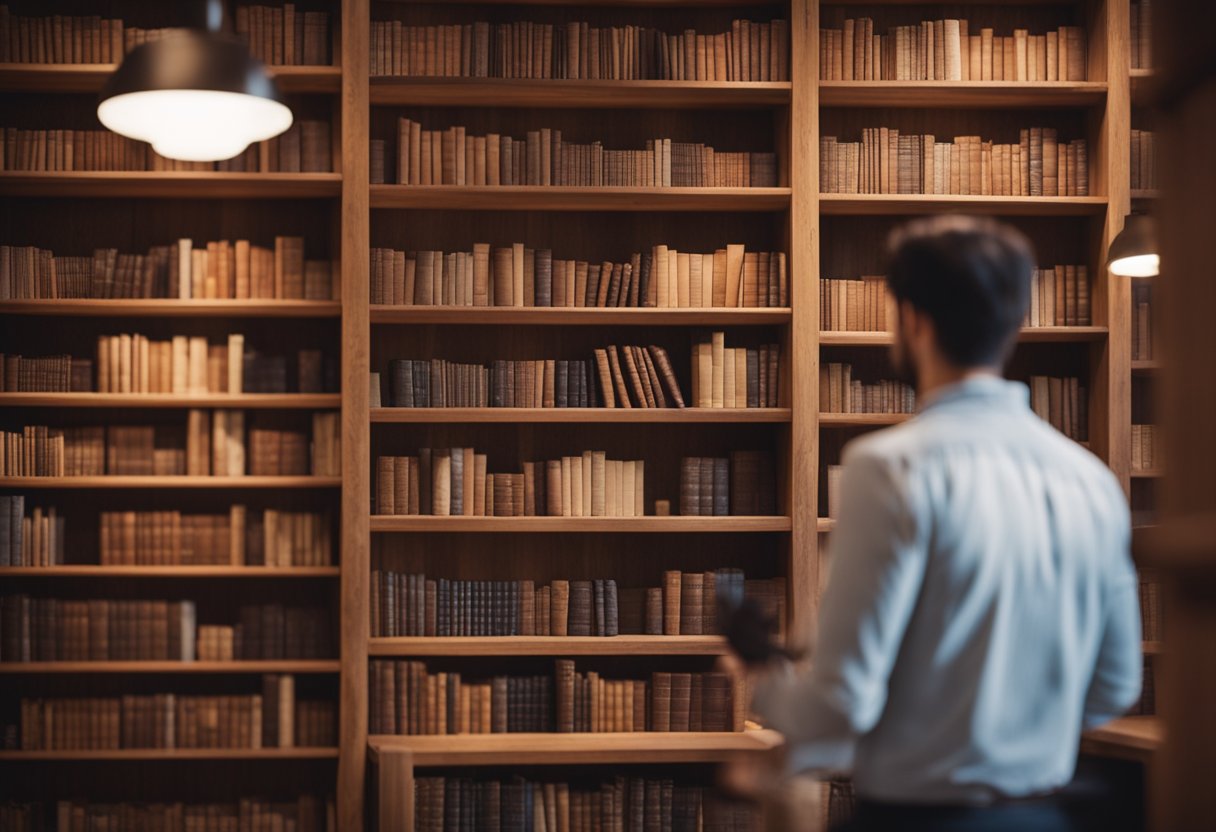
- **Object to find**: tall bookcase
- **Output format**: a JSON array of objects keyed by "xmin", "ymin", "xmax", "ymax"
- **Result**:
[{"xmin": 1, "ymin": 1, "xmax": 1147, "ymax": 829}]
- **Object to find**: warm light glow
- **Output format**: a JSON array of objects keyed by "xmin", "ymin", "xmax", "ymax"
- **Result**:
[
  {"xmin": 1109, "ymin": 252, "xmax": 1160, "ymax": 278},
  {"xmin": 98, "ymin": 89, "xmax": 293, "ymax": 162}
]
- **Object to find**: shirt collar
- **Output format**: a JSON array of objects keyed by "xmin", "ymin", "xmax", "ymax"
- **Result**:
[{"xmin": 917, "ymin": 375, "xmax": 1029, "ymax": 414}]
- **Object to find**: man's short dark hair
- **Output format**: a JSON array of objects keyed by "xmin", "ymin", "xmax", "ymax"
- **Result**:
[{"xmin": 886, "ymin": 216, "xmax": 1034, "ymax": 367}]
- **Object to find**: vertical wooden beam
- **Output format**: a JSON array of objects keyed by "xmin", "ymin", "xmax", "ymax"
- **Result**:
[
  {"xmin": 1095, "ymin": 0, "xmax": 1132, "ymax": 491},
  {"xmin": 378, "ymin": 749, "xmax": 415, "ymax": 831},
  {"xmin": 789, "ymin": 0, "xmax": 819, "ymax": 649},
  {"xmin": 339, "ymin": 0, "xmax": 370, "ymax": 827}
]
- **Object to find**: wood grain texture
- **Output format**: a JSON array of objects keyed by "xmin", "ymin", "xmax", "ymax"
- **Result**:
[
  {"xmin": 0, "ymin": 477, "xmax": 341, "ymax": 489},
  {"xmin": 0, "ymin": 172, "xmax": 342, "ymax": 198},
  {"xmin": 367, "ymin": 730, "xmax": 784, "ymax": 766},
  {"xmin": 370, "ymin": 516, "xmax": 792, "ymax": 533},
  {"xmin": 0, "ymin": 661, "xmax": 340, "ymax": 674},
  {"xmin": 339, "ymin": 1, "xmax": 371, "ymax": 828},
  {"xmin": 371, "ymin": 78, "xmax": 790, "ymax": 108},
  {"xmin": 369, "ymin": 635, "xmax": 729, "ymax": 656},
  {"xmin": 370, "ymin": 408, "xmax": 792, "ymax": 423},
  {"xmin": 819, "ymin": 194, "xmax": 1108, "ymax": 215},
  {"xmin": 0, "ymin": 749, "xmax": 339, "ymax": 761},
  {"xmin": 820, "ymin": 327, "xmax": 1109, "ymax": 346},
  {"xmin": 370, "ymin": 307, "xmax": 791, "ymax": 325},
  {"xmin": 0, "ymin": 393, "xmax": 341, "ymax": 409},
  {"xmin": 370, "ymin": 186, "xmax": 791, "ymax": 211},
  {"xmin": 377, "ymin": 748, "xmax": 413, "ymax": 832},
  {"xmin": 0, "ymin": 300, "xmax": 341, "ymax": 318},
  {"xmin": 0, "ymin": 63, "xmax": 341, "ymax": 93},
  {"xmin": 820, "ymin": 81, "xmax": 1107, "ymax": 108},
  {"xmin": 0, "ymin": 566, "xmax": 339, "ymax": 578}
]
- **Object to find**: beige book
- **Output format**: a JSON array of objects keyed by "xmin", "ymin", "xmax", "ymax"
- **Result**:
[
  {"xmin": 591, "ymin": 451, "xmax": 606, "ymax": 516},
  {"xmin": 226, "ymin": 334, "xmax": 244, "ymax": 395},
  {"xmin": 462, "ymin": 448, "xmax": 474, "ymax": 517},
  {"xmin": 622, "ymin": 460, "xmax": 636, "ymax": 518},
  {"xmin": 696, "ymin": 342, "xmax": 713, "ymax": 408},
  {"xmin": 211, "ymin": 410, "xmax": 228, "ymax": 476},
  {"xmin": 561, "ymin": 456, "xmax": 572, "ymax": 516},
  {"xmin": 581, "ymin": 450, "xmax": 593, "ymax": 517},
  {"xmin": 187, "ymin": 337, "xmax": 208, "ymax": 395},
  {"xmin": 712, "ymin": 249, "xmax": 727, "ymax": 307},
  {"xmin": 570, "ymin": 454, "xmax": 583, "ymax": 518},
  {"xmin": 700, "ymin": 253, "xmax": 715, "ymax": 308},
  {"xmin": 606, "ymin": 460, "xmax": 621, "ymax": 516},
  {"xmin": 688, "ymin": 252, "xmax": 702, "ymax": 308},
  {"xmin": 711, "ymin": 331, "xmax": 725, "ymax": 408},
  {"xmin": 667, "ymin": 249, "xmax": 679, "ymax": 310},
  {"xmin": 432, "ymin": 452, "xmax": 451, "ymax": 516},
  {"xmin": 474, "ymin": 454, "xmax": 487, "ymax": 516},
  {"xmin": 723, "ymin": 347, "xmax": 736, "ymax": 408},
  {"xmin": 634, "ymin": 460, "xmax": 644, "ymax": 515},
  {"xmin": 724, "ymin": 244, "xmax": 745, "ymax": 307},
  {"xmin": 944, "ymin": 20, "xmax": 962, "ymax": 80},
  {"xmin": 177, "ymin": 239, "xmax": 193, "ymax": 300},
  {"xmin": 227, "ymin": 410, "xmax": 245, "ymax": 476},
  {"xmin": 676, "ymin": 252, "xmax": 691, "ymax": 308},
  {"xmin": 654, "ymin": 245, "xmax": 669, "ymax": 307},
  {"xmin": 735, "ymin": 347, "xmax": 748, "ymax": 408}
]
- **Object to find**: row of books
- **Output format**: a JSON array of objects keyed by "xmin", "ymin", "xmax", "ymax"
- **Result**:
[
  {"xmin": 2, "ymin": 797, "xmax": 334, "ymax": 832},
  {"xmin": 0, "ymin": 5, "xmax": 330, "ymax": 65},
  {"xmin": 0, "ymin": 498, "xmax": 62, "ymax": 568},
  {"xmin": 678, "ymin": 453, "xmax": 777, "ymax": 517},
  {"xmin": 374, "ymin": 450, "xmax": 646, "ymax": 518},
  {"xmin": 100, "ymin": 507, "xmax": 334, "ymax": 568},
  {"xmin": 0, "ymin": 413, "xmax": 340, "ymax": 477},
  {"xmin": 12, "ymin": 676, "xmax": 334, "ymax": 750},
  {"xmin": 1132, "ymin": 283, "xmax": 1154, "ymax": 361},
  {"xmin": 369, "ymin": 244, "xmax": 787, "ymax": 310},
  {"xmin": 820, "ymin": 276, "xmax": 889, "ymax": 333},
  {"xmin": 597, "ymin": 345, "xmax": 682, "ymax": 409},
  {"xmin": 369, "ymin": 660, "xmax": 740, "ymax": 735},
  {"xmin": 1139, "ymin": 572, "xmax": 1162, "ymax": 642},
  {"xmin": 1130, "ymin": 1, "xmax": 1153, "ymax": 70},
  {"xmin": 370, "ymin": 568, "xmax": 785, "ymax": 639},
  {"xmin": 387, "ymin": 119, "xmax": 777, "ymax": 187},
  {"xmin": 1028, "ymin": 376, "xmax": 1089, "ymax": 442},
  {"xmin": 820, "ymin": 129, "xmax": 1089, "ymax": 196},
  {"xmin": 0, "ymin": 354, "xmax": 89, "ymax": 394},
  {"xmin": 1131, "ymin": 129, "xmax": 1156, "ymax": 191},
  {"xmin": 1028, "ymin": 266, "xmax": 1092, "ymax": 327},
  {"xmin": 819, "ymin": 19, "xmax": 1087, "ymax": 81},
  {"xmin": 0, "ymin": 239, "xmax": 335, "ymax": 301},
  {"xmin": 413, "ymin": 776, "xmax": 754, "ymax": 832},
  {"xmin": 820, "ymin": 364, "xmax": 916, "ymax": 415},
  {"xmin": 0, "ymin": 597, "xmax": 332, "ymax": 662},
  {"xmin": 369, "ymin": 18, "xmax": 789, "ymax": 82},
  {"xmin": 1132, "ymin": 424, "xmax": 1160, "ymax": 472},
  {"xmin": 691, "ymin": 334, "xmax": 781, "ymax": 409},
  {"xmin": 1, "ymin": 122, "xmax": 332, "ymax": 172},
  {"xmin": 380, "ymin": 358, "xmax": 597, "ymax": 409}
]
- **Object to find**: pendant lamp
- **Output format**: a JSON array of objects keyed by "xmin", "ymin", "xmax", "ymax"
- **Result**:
[
  {"xmin": 97, "ymin": 1, "xmax": 292, "ymax": 163},
  {"xmin": 1108, "ymin": 213, "xmax": 1159, "ymax": 278}
]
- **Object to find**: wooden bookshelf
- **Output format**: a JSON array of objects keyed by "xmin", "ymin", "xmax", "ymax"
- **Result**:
[
  {"xmin": 0, "ymin": 566, "xmax": 339, "ymax": 578},
  {"xmin": 369, "ymin": 185, "xmax": 792, "ymax": 211},
  {"xmin": 370, "ymin": 516, "xmax": 793, "ymax": 534},
  {"xmin": 0, "ymin": 300, "xmax": 342, "ymax": 318},
  {"xmin": 0, "ymin": 393, "xmax": 341, "ymax": 409},
  {"xmin": 1080, "ymin": 715, "xmax": 1163, "ymax": 764},
  {"xmin": 1132, "ymin": 360, "xmax": 1162, "ymax": 374},
  {"xmin": 371, "ymin": 78, "xmax": 792, "ymax": 108},
  {"xmin": 819, "ymin": 194, "xmax": 1109, "ymax": 216},
  {"xmin": 0, "ymin": 171, "xmax": 343, "ymax": 198},
  {"xmin": 818, "ymin": 413, "xmax": 911, "ymax": 427},
  {"xmin": 0, "ymin": 660, "xmax": 341, "ymax": 674},
  {"xmin": 367, "ymin": 730, "xmax": 784, "ymax": 767},
  {"xmin": 0, "ymin": 476, "xmax": 341, "ymax": 489},
  {"xmin": 369, "ymin": 635, "xmax": 729, "ymax": 657},
  {"xmin": 0, "ymin": 749, "xmax": 340, "ymax": 762},
  {"xmin": 370, "ymin": 407, "xmax": 792, "ymax": 424},
  {"xmin": 0, "ymin": 63, "xmax": 342, "ymax": 93},
  {"xmin": 370, "ymin": 306, "xmax": 792, "ymax": 326},
  {"xmin": 819, "ymin": 80, "xmax": 1108, "ymax": 108}
]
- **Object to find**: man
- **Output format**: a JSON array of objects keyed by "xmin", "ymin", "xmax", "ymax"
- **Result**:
[{"xmin": 746, "ymin": 216, "xmax": 1143, "ymax": 831}]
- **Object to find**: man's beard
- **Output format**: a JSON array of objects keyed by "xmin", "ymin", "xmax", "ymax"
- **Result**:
[{"xmin": 889, "ymin": 327, "xmax": 918, "ymax": 390}]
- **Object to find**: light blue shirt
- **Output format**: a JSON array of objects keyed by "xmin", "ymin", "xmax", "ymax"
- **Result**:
[{"xmin": 754, "ymin": 375, "xmax": 1142, "ymax": 804}]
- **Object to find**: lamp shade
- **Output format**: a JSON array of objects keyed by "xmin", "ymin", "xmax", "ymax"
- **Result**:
[
  {"xmin": 1108, "ymin": 213, "xmax": 1159, "ymax": 277},
  {"xmin": 98, "ymin": 30, "xmax": 292, "ymax": 163}
]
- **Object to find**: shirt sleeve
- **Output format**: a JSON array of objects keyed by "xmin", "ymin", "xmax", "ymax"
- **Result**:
[
  {"xmin": 1081, "ymin": 522, "xmax": 1142, "ymax": 729},
  {"xmin": 751, "ymin": 446, "xmax": 928, "ymax": 773}
]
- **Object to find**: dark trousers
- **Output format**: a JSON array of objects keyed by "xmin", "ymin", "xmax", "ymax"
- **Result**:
[{"xmin": 834, "ymin": 798, "xmax": 1075, "ymax": 832}]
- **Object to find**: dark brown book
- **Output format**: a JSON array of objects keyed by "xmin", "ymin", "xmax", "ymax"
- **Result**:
[
  {"xmin": 618, "ymin": 345, "xmax": 649, "ymax": 407},
  {"xmin": 551, "ymin": 579, "xmax": 570, "ymax": 636},
  {"xmin": 679, "ymin": 457, "xmax": 701, "ymax": 516},
  {"xmin": 650, "ymin": 672, "xmax": 672, "ymax": 732},
  {"xmin": 663, "ymin": 570, "xmax": 682, "ymax": 636},
  {"xmin": 648, "ymin": 346, "xmax": 686, "ymax": 408},
  {"xmin": 669, "ymin": 673, "xmax": 692, "ymax": 732},
  {"xmin": 605, "ymin": 346, "xmax": 633, "ymax": 409},
  {"xmin": 592, "ymin": 349, "xmax": 616, "ymax": 408},
  {"xmin": 638, "ymin": 347, "xmax": 666, "ymax": 408},
  {"xmin": 679, "ymin": 572, "xmax": 703, "ymax": 635},
  {"xmin": 556, "ymin": 659, "xmax": 575, "ymax": 732},
  {"xmin": 568, "ymin": 580, "xmax": 592, "ymax": 636},
  {"xmin": 644, "ymin": 587, "xmax": 663, "ymax": 635}
]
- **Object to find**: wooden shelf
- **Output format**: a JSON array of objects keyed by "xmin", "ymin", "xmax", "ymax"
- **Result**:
[
  {"xmin": 367, "ymin": 730, "xmax": 783, "ymax": 767},
  {"xmin": 0, "ymin": 63, "xmax": 341, "ymax": 93},
  {"xmin": 371, "ymin": 78, "xmax": 790, "ymax": 108},
  {"xmin": 1131, "ymin": 68, "xmax": 1156, "ymax": 107},
  {"xmin": 820, "ymin": 327, "xmax": 1109, "ymax": 346},
  {"xmin": 0, "ymin": 172, "xmax": 342, "ymax": 199},
  {"xmin": 0, "ymin": 300, "xmax": 342, "ymax": 318},
  {"xmin": 371, "ymin": 407, "xmax": 791, "ymax": 424},
  {"xmin": 1131, "ymin": 470, "xmax": 1164, "ymax": 479},
  {"xmin": 1080, "ymin": 716, "xmax": 1162, "ymax": 764},
  {"xmin": 370, "ymin": 515, "xmax": 791, "ymax": 533},
  {"xmin": 819, "ymin": 81, "xmax": 1107, "ymax": 108},
  {"xmin": 1132, "ymin": 360, "xmax": 1162, "ymax": 374},
  {"xmin": 369, "ymin": 635, "xmax": 728, "ymax": 657},
  {"xmin": 0, "ymin": 393, "xmax": 340, "ymax": 409},
  {"xmin": 1132, "ymin": 189, "xmax": 1160, "ymax": 201},
  {"xmin": 0, "ymin": 748, "xmax": 339, "ymax": 761},
  {"xmin": 370, "ymin": 306, "xmax": 791, "ymax": 326},
  {"xmin": 0, "ymin": 660, "xmax": 340, "ymax": 674},
  {"xmin": 0, "ymin": 476, "xmax": 341, "ymax": 489},
  {"xmin": 370, "ymin": 185, "xmax": 791, "ymax": 212},
  {"xmin": 819, "ymin": 413, "xmax": 911, "ymax": 427},
  {"xmin": 819, "ymin": 194, "xmax": 1108, "ymax": 216},
  {"xmin": 0, "ymin": 565, "xmax": 338, "ymax": 578},
  {"xmin": 817, "ymin": 518, "xmax": 836, "ymax": 533}
]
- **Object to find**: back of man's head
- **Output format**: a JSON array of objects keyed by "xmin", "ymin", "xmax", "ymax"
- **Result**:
[{"xmin": 886, "ymin": 216, "xmax": 1035, "ymax": 368}]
